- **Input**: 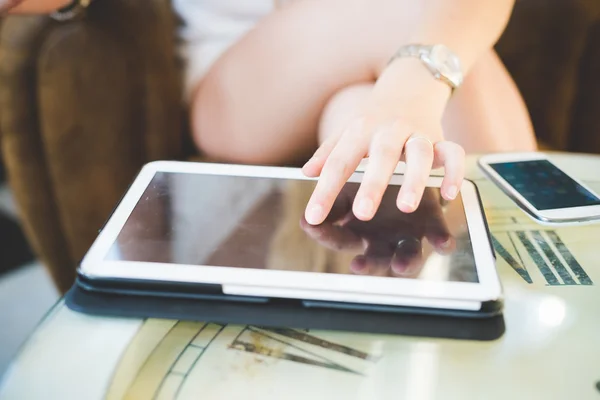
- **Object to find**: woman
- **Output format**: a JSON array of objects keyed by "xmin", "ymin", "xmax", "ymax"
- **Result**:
[{"xmin": 4, "ymin": 0, "xmax": 537, "ymax": 225}]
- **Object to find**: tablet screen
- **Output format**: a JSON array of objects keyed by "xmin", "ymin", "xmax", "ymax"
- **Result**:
[{"xmin": 105, "ymin": 172, "xmax": 478, "ymax": 283}]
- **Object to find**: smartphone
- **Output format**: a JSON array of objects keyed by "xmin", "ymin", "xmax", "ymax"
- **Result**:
[{"xmin": 477, "ymin": 152, "xmax": 600, "ymax": 223}]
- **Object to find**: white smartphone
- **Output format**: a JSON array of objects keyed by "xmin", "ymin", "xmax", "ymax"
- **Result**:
[{"xmin": 478, "ymin": 152, "xmax": 600, "ymax": 223}]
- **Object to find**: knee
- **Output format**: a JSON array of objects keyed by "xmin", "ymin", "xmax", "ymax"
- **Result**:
[
  {"xmin": 515, "ymin": 138, "xmax": 538, "ymax": 152},
  {"xmin": 190, "ymin": 88, "xmax": 231, "ymax": 161},
  {"xmin": 189, "ymin": 78, "xmax": 265, "ymax": 165}
]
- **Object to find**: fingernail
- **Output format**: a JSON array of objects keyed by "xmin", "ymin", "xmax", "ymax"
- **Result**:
[
  {"xmin": 400, "ymin": 192, "xmax": 417, "ymax": 210},
  {"xmin": 446, "ymin": 185, "xmax": 458, "ymax": 199},
  {"xmin": 350, "ymin": 255, "xmax": 368, "ymax": 274},
  {"xmin": 305, "ymin": 204, "xmax": 323, "ymax": 225},
  {"xmin": 437, "ymin": 237, "xmax": 455, "ymax": 254},
  {"xmin": 392, "ymin": 263, "xmax": 417, "ymax": 276},
  {"xmin": 440, "ymin": 238, "xmax": 452, "ymax": 249},
  {"xmin": 356, "ymin": 198, "xmax": 374, "ymax": 218}
]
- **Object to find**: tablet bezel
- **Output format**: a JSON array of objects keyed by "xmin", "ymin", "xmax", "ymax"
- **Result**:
[{"xmin": 79, "ymin": 161, "xmax": 501, "ymax": 306}]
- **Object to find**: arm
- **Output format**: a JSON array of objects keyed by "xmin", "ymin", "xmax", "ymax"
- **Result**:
[
  {"xmin": 370, "ymin": 0, "xmax": 516, "ymax": 76},
  {"xmin": 1, "ymin": 0, "xmax": 70, "ymax": 14},
  {"xmin": 304, "ymin": 0, "xmax": 517, "ymax": 224}
]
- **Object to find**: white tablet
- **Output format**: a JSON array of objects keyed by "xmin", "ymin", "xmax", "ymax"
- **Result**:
[{"xmin": 79, "ymin": 161, "xmax": 502, "ymax": 315}]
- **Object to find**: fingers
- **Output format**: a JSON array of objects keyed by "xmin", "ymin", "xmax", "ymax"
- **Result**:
[
  {"xmin": 304, "ymin": 120, "xmax": 368, "ymax": 225},
  {"xmin": 302, "ymin": 131, "xmax": 341, "ymax": 178},
  {"xmin": 304, "ymin": 119, "xmax": 465, "ymax": 225},
  {"xmin": 350, "ymin": 238, "xmax": 425, "ymax": 277},
  {"xmin": 419, "ymin": 188, "xmax": 454, "ymax": 254},
  {"xmin": 431, "ymin": 236, "xmax": 456, "ymax": 254},
  {"xmin": 325, "ymin": 188, "xmax": 354, "ymax": 223},
  {"xmin": 300, "ymin": 218, "xmax": 362, "ymax": 251},
  {"xmin": 391, "ymin": 238, "xmax": 423, "ymax": 276},
  {"xmin": 433, "ymin": 140, "xmax": 465, "ymax": 201},
  {"xmin": 350, "ymin": 255, "xmax": 370, "ymax": 275},
  {"xmin": 352, "ymin": 122, "xmax": 404, "ymax": 221},
  {"xmin": 396, "ymin": 135, "xmax": 435, "ymax": 213},
  {"xmin": 424, "ymin": 221, "xmax": 455, "ymax": 255},
  {"xmin": 350, "ymin": 241, "xmax": 395, "ymax": 275}
]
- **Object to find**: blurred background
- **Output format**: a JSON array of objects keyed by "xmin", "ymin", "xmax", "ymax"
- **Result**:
[
  {"xmin": 0, "ymin": 161, "xmax": 58, "ymax": 376},
  {"xmin": 1, "ymin": 0, "xmax": 600, "ymax": 378}
]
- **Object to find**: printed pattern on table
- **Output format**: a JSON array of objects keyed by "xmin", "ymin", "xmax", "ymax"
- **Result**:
[
  {"xmin": 105, "ymin": 320, "xmax": 381, "ymax": 400},
  {"xmin": 105, "ymin": 320, "xmax": 223, "ymax": 400},
  {"xmin": 474, "ymin": 176, "xmax": 598, "ymax": 286},
  {"xmin": 100, "ymin": 159, "xmax": 600, "ymax": 400}
]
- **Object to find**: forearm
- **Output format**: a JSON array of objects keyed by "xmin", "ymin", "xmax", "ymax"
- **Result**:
[
  {"xmin": 0, "ymin": 0, "xmax": 23, "ymax": 14},
  {"xmin": 1, "ymin": 0, "xmax": 70, "ymax": 14},
  {"xmin": 363, "ymin": 0, "xmax": 515, "ymax": 76}
]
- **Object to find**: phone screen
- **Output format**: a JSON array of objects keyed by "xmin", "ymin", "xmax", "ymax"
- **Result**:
[{"xmin": 489, "ymin": 159, "xmax": 600, "ymax": 210}]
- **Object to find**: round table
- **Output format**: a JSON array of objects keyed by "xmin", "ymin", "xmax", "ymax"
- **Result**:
[{"xmin": 1, "ymin": 153, "xmax": 599, "ymax": 400}]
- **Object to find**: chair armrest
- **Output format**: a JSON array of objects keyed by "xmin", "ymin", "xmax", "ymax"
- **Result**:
[{"xmin": 0, "ymin": 0, "xmax": 184, "ymax": 292}]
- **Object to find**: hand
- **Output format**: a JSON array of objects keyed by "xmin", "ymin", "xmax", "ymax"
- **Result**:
[
  {"xmin": 299, "ymin": 184, "xmax": 455, "ymax": 277},
  {"xmin": 302, "ymin": 58, "xmax": 465, "ymax": 225}
]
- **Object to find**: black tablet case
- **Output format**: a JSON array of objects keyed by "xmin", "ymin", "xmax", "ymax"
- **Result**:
[
  {"xmin": 65, "ymin": 277, "xmax": 505, "ymax": 341},
  {"xmin": 65, "ymin": 177, "xmax": 504, "ymax": 341}
]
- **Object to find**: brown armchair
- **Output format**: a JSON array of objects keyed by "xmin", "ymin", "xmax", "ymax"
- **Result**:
[
  {"xmin": 1, "ymin": 0, "xmax": 600, "ymax": 293},
  {"xmin": 0, "ymin": 0, "xmax": 185, "ymax": 292}
]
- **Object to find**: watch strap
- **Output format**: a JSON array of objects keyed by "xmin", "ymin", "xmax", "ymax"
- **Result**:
[
  {"xmin": 388, "ymin": 44, "xmax": 461, "ymax": 93},
  {"xmin": 50, "ymin": 0, "xmax": 91, "ymax": 21},
  {"xmin": 391, "ymin": 44, "xmax": 433, "ymax": 59}
]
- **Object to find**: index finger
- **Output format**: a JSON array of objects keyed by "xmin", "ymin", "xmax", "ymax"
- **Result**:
[
  {"xmin": 300, "ymin": 218, "xmax": 363, "ymax": 251},
  {"xmin": 304, "ymin": 122, "xmax": 369, "ymax": 225}
]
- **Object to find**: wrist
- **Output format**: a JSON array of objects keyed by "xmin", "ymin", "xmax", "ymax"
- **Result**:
[{"xmin": 374, "ymin": 57, "xmax": 451, "ymax": 117}]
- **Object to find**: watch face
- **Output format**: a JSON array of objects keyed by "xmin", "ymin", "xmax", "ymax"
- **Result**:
[{"xmin": 429, "ymin": 45, "xmax": 463, "ymax": 87}]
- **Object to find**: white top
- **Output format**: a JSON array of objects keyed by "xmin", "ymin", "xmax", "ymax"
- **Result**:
[{"xmin": 173, "ymin": 0, "xmax": 278, "ymax": 99}]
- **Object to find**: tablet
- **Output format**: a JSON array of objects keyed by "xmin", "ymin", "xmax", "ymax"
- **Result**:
[{"xmin": 79, "ymin": 161, "xmax": 502, "ymax": 315}]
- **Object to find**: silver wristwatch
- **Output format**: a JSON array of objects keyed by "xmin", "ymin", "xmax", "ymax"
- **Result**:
[{"xmin": 389, "ymin": 44, "xmax": 464, "ymax": 91}]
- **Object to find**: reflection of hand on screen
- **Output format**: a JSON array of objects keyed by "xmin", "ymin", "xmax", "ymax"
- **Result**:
[{"xmin": 300, "ymin": 184, "xmax": 455, "ymax": 277}]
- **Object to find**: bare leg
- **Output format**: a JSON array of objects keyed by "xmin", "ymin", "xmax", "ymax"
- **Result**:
[
  {"xmin": 319, "ymin": 50, "xmax": 537, "ymax": 152},
  {"xmin": 190, "ymin": 1, "xmax": 374, "ymax": 165},
  {"xmin": 442, "ymin": 50, "xmax": 537, "ymax": 152},
  {"xmin": 190, "ymin": 0, "xmax": 535, "ymax": 165}
]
